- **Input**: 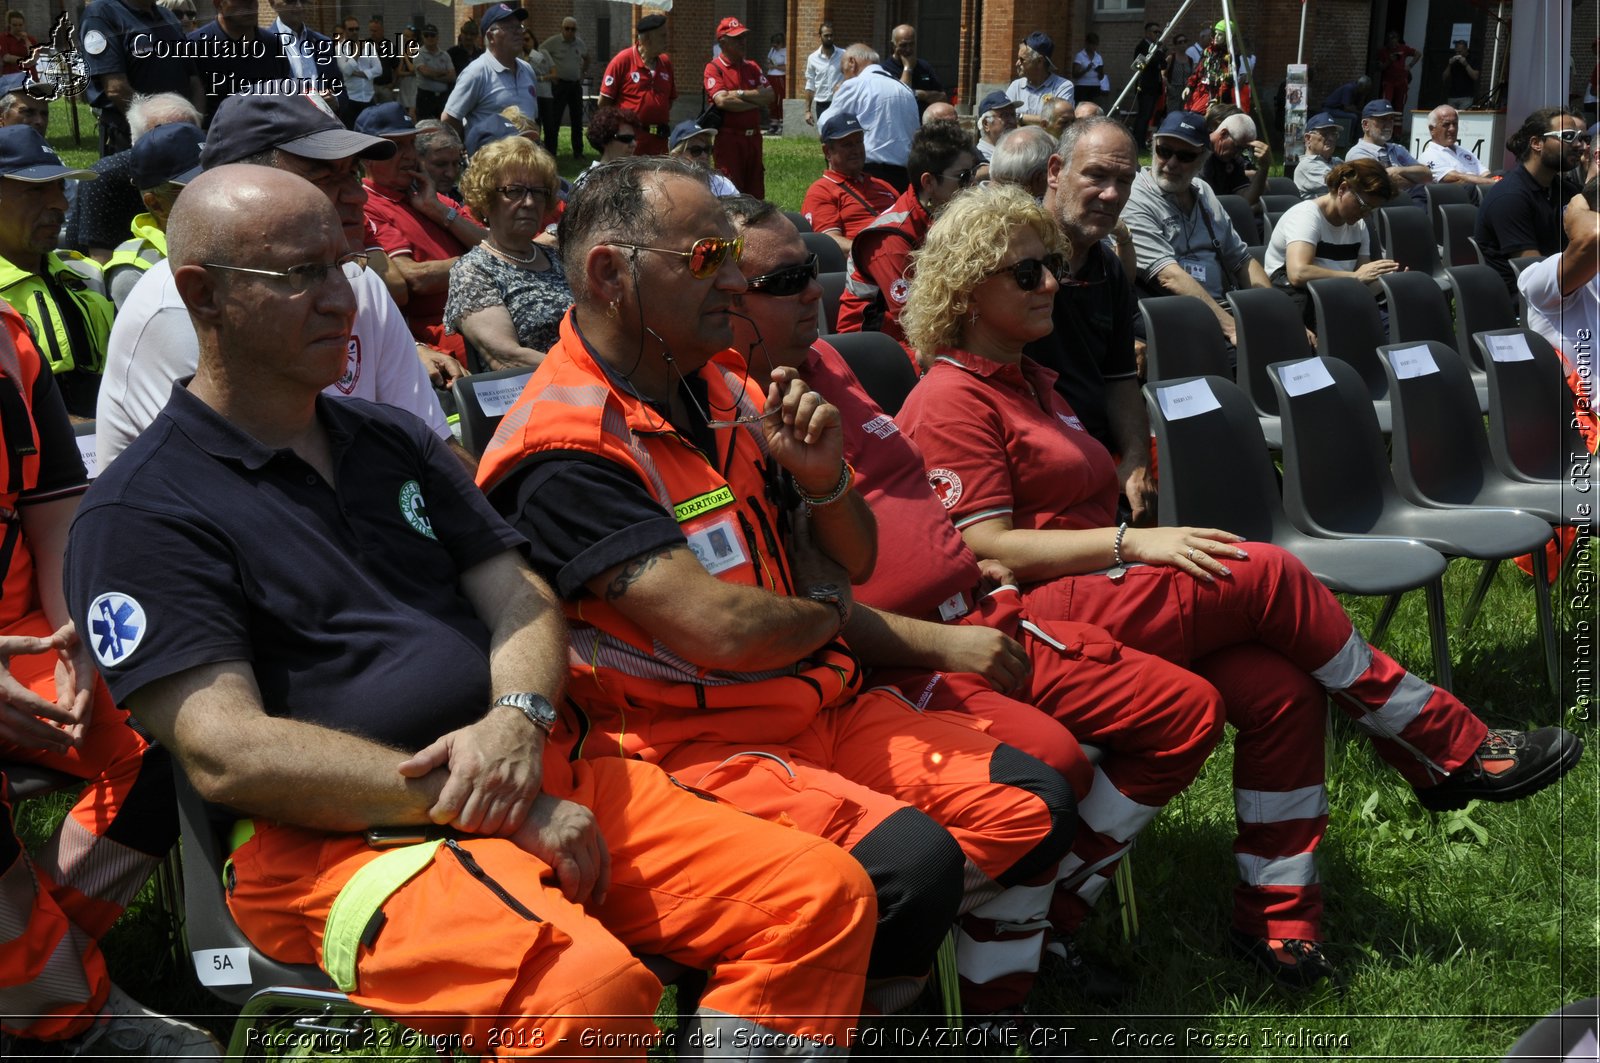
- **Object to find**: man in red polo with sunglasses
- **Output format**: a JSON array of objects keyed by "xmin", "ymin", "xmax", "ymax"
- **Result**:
[{"xmin": 703, "ymin": 17, "xmax": 770, "ymax": 196}]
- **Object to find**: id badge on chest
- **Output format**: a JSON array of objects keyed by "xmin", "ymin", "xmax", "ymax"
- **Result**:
[{"xmin": 1181, "ymin": 258, "xmax": 1211, "ymax": 285}]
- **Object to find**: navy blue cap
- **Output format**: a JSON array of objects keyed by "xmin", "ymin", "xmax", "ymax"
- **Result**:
[
  {"xmin": 466, "ymin": 115, "xmax": 521, "ymax": 155},
  {"xmin": 978, "ymin": 90, "xmax": 1018, "ymax": 117},
  {"xmin": 1154, "ymin": 110, "xmax": 1208, "ymax": 147},
  {"xmin": 1306, "ymin": 111, "xmax": 1341, "ymax": 131},
  {"xmin": 355, "ymin": 101, "xmax": 418, "ymax": 138},
  {"xmin": 669, "ymin": 119, "xmax": 715, "ymax": 151},
  {"xmin": 1362, "ymin": 98, "xmax": 1400, "ymax": 119},
  {"xmin": 479, "ymin": 3, "xmax": 527, "ymax": 38},
  {"xmin": 132, "ymin": 122, "xmax": 204, "ymax": 189},
  {"xmin": 817, "ymin": 109, "xmax": 862, "ymax": 141},
  {"xmin": 201, "ymin": 85, "xmax": 397, "ymax": 169},
  {"xmin": 1022, "ymin": 31, "xmax": 1054, "ymax": 62},
  {"xmin": 0, "ymin": 126, "xmax": 97, "ymax": 182}
]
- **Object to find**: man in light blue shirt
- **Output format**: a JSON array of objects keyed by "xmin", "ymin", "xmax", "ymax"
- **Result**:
[
  {"xmin": 1006, "ymin": 31, "xmax": 1073, "ymax": 127},
  {"xmin": 1345, "ymin": 98, "xmax": 1431, "ymax": 203},
  {"xmin": 442, "ymin": 4, "xmax": 537, "ymax": 145},
  {"xmin": 828, "ymin": 42, "xmax": 918, "ymax": 190}
]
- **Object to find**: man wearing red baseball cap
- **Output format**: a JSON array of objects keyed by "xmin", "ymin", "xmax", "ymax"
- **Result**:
[{"xmin": 704, "ymin": 16, "xmax": 772, "ymax": 196}]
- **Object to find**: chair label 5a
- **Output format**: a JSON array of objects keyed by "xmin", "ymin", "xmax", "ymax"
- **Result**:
[
  {"xmin": 1156, "ymin": 379, "xmax": 1221, "ymax": 420},
  {"xmin": 193, "ymin": 947, "xmax": 252, "ymax": 986},
  {"xmin": 1277, "ymin": 358, "xmax": 1335, "ymax": 396},
  {"xmin": 1486, "ymin": 334, "xmax": 1534, "ymax": 363},
  {"xmin": 1388, "ymin": 345, "xmax": 1439, "ymax": 379}
]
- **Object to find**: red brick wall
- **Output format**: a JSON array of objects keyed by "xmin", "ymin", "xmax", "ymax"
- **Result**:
[{"xmin": 979, "ymin": 0, "xmax": 1080, "ymax": 89}]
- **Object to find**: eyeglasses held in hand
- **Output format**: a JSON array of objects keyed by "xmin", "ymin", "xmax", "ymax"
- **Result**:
[
  {"xmin": 1541, "ymin": 128, "xmax": 1592, "ymax": 144},
  {"xmin": 744, "ymin": 254, "xmax": 819, "ymax": 297},
  {"xmin": 203, "ymin": 252, "xmax": 368, "ymax": 292},
  {"xmin": 496, "ymin": 184, "xmax": 551, "ymax": 202},
  {"xmin": 609, "ymin": 236, "xmax": 743, "ymax": 279},
  {"xmin": 986, "ymin": 253, "xmax": 1066, "ymax": 292},
  {"xmin": 1154, "ymin": 143, "xmax": 1202, "ymax": 164}
]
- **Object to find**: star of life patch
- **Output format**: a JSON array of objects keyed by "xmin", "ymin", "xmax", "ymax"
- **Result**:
[{"xmin": 88, "ymin": 592, "xmax": 146, "ymax": 667}]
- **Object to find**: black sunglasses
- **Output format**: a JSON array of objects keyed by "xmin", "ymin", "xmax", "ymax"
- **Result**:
[
  {"xmin": 1154, "ymin": 143, "xmax": 1203, "ymax": 163},
  {"xmin": 986, "ymin": 253, "xmax": 1066, "ymax": 292},
  {"xmin": 745, "ymin": 254, "xmax": 819, "ymax": 297},
  {"xmin": 611, "ymin": 133, "xmax": 636, "ymax": 144}
]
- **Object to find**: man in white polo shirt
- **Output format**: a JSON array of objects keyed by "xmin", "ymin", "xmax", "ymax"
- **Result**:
[{"xmin": 1419, "ymin": 104, "xmax": 1497, "ymax": 191}]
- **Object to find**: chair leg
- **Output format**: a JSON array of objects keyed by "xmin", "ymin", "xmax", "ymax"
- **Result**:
[
  {"xmin": 934, "ymin": 929, "xmax": 962, "ymax": 1027},
  {"xmin": 1113, "ymin": 854, "xmax": 1139, "ymax": 941},
  {"xmin": 1459, "ymin": 559, "xmax": 1500, "ymax": 633},
  {"xmin": 1369, "ymin": 592, "xmax": 1403, "ymax": 647},
  {"xmin": 1530, "ymin": 548, "xmax": 1560, "ymax": 695},
  {"xmin": 1426, "ymin": 578, "xmax": 1454, "ymax": 693}
]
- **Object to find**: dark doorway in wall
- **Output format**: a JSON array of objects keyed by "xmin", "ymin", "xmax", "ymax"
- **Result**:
[{"xmin": 919, "ymin": 0, "xmax": 961, "ymax": 101}]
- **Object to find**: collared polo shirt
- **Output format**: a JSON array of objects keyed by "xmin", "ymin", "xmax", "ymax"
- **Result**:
[
  {"xmin": 599, "ymin": 46, "xmax": 675, "ymax": 126},
  {"xmin": 362, "ymin": 179, "xmax": 472, "ymax": 335},
  {"xmin": 1419, "ymin": 140, "xmax": 1486, "ymax": 182},
  {"xmin": 704, "ymin": 54, "xmax": 768, "ymax": 132},
  {"xmin": 1346, "ymin": 138, "xmax": 1427, "ymax": 203},
  {"xmin": 443, "ymin": 49, "xmax": 538, "ymax": 138},
  {"xmin": 896, "ymin": 348, "xmax": 1119, "ymax": 535},
  {"xmin": 65, "ymin": 386, "xmax": 524, "ymax": 751},
  {"xmin": 1294, "ymin": 153, "xmax": 1339, "ymax": 199},
  {"xmin": 78, "ymin": 0, "xmax": 193, "ymax": 108},
  {"xmin": 1122, "ymin": 168, "xmax": 1252, "ymax": 298},
  {"xmin": 1005, "ymin": 72, "xmax": 1074, "ymax": 117},
  {"xmin": 540, "ymin": 31, "xmax": 588, "ymax": 82},
  {"xmin": 801, "ymin": 169, "xmax": 898, "ymax": 239},
  {"xmin": 1475, "ymin": 163, "xmax": 1576, "ymax": 291}
]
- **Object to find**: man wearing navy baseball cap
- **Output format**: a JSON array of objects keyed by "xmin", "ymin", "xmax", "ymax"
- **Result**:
[
  {"xmin": 975, "ymin": 89, "xmax": 1020, "ymax": 162},
  {"xmin": 441, "ymin": 4, "xmax": 537, "ymax": 146},
  {"xmin": 98, "ymin": 87, "xmax": 460, "ymax": 471},
  {"xmin": 1122, "ymin": 109, "xmax": 1274, "ymax": 348},
  {"xmin": 103, "ymin": 122, "xmax": 204, "ymax": 308},
  {"xmin": 0, "ymin": 70, "xmax": 48, "ymax": 135},
  {"xmin": 800, "ymin": 108, "xmax": 896, "ymax": 254},
  {"xmin": 1007, "ymin": 30, "xmax": 1073, "ymax": 127},
  {"xmin": 0, "ymin": 125, "xmax": 113, "ymax": 417},
  {"xmin": 1294, "ymin": 112, "xmax": 1346, "ymax": 199},
  {"xmin": 1346, "ymin": 97, "xmax": 1431, "ymax": 202}
]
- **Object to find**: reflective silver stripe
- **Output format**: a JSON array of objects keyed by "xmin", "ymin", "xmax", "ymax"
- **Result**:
[
  {"xmin": 0, "ymin": 859, "xmax": 96, "ymax": 1019},
  {"xmin": 955, "ymin": 926, "xmax": 1047, "ymax": 985},
  {"xmin": 1019, "ymin": 619, "xmax": 1066, "ymax": 651},
  {"xmin": 702, "ymin": 751, "xmax": 797, "ymax": 780},
  {"xmin": 1353, "ymin": 672, "xmax": 1434, "ymax": 738},
  {"xmin": 0, "ymin": 856, "xmax": 36, "ymax": 943},
  {"xmin": 1074, "ymin": 871, "xmax": 1112, "ymax": 906},
  {"xmin": 1056, "ymin": 843, "xmax": 1130, "ymax": 892},
  {"xmin": 38, "ymin": 814, "xmax": 156, "ymax": 913},
  {"xmin": 1236, "ymin": 851, "xmax": 1320, "ymax": 887},
  {"xmin": 1076, "ymin": 767, "xmax": 1162, "ymax": 843},
  {"xmin": 965, "ymin": 878, "xmax": 1055, "ymax": 923},
  {"xmin": 960, "ymin": 858, "xmax": 1001, "ymax": 911},
  {"xmin": 1310, "ymin": 629, "xmax": 1371, "ymax": 690},
  {"xmin": 568, "ymin": 626, "xmax": 791, "ymax": 685},
  {"xmin": 842, "ymin": 272, "xmax": 880, "ymax": 302},
  {"xmin": 1235, "ymin": 784, "xmax": 1330, "ymax": 824}
]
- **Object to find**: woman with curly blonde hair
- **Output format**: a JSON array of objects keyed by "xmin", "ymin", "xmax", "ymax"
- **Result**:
[{"xmin": 894, "ymin": 181, "xmax": 1577, "ymax": 989}]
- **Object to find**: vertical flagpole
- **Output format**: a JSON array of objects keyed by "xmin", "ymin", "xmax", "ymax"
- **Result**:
[
  {"xmin": 1219, "ymin": 0, "xmax": 1240, "ymax": 107},
  {"xmin": 1297, "ymin": 0, "xmax": 1308, "ymax": 65}
]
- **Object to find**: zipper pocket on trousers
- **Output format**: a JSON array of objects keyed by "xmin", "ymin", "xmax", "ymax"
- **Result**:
[{"xmin": 443, "ymin": 838, "xmax": 541, "ymax": 921}]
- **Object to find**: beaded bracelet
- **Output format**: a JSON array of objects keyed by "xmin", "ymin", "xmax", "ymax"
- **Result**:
[
  {"xmin": 799, "ymin": 463, "xmax": 855, "ymax": 508},
  {"xmin": 1112, "ymin": 521, "xmax": 1128, "ymax": 568}
]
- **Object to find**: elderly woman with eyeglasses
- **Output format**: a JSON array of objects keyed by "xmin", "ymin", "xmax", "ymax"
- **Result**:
[
  {"xmin": 444, "ymin": 135, "xmax": 572, "ymax": 369},
  {"xmin": 1264, "ymin": 156, "xmax": 1400, "ymax": 324},
  {"xmin": 894, "ymin": 181, "xmax": 1579, "ymax": 989}
]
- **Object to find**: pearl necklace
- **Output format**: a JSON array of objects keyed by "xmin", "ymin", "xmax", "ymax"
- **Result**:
[{"xmin": 485, "ymin": 240, "xmax": 541, "ymax": 266}]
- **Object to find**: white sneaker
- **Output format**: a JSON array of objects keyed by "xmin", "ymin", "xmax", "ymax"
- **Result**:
[{"xmin": 62, "ymin": 983, "xmax": 224, "ymax": 1058}]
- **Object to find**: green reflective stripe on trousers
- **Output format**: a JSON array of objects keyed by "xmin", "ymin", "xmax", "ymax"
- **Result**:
[{"xmin": 323, "ymin": 841, "xmax": 442, "ymax": 993}]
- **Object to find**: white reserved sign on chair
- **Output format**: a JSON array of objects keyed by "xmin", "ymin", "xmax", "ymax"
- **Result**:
[
  {"xmin": 1388, "ymin": 346, "xmax": 1440, "ymax": 378},
  {"xmin": 473, "ymin": 375, "xmax": 533, "ymax": 417},
  {"xmin": 1277, "ymin": 358, "xmax": 1335, "ymax": 396},
  {"xmin": 1486, "ymin": 334, "xmax": 1535, "ymax": 362},
  {"xmin": 1156, "ymin": 379, "xmax": 1221, "ymax": 420}
]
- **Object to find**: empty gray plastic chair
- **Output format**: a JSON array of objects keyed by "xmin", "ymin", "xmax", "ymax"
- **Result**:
[
  {"xmin": 818, "ymin": 270, "xmax": 847, "ymax": 334},
  {"xmin": 799, "ymin": 230, "xmax": 847, "ymax": 275},
  {"xmin": 1382, "ymin": 269, "xmax": 1488, "ymax": 410},
  {"xmin": 1377, "ymin": 205, "xmax": 1444, "ymax": 282},
  {"xmin": 1472, "ymin": 327, "xmax": 1591, "ymax": 485},
  {"xmin": 1138, "ymin": 295, "xmax": 1233, "ymax": 381},
  {"xmin": 1307, "ymin": 276, "xmax": 1393, "ymax": 431},
  {"xmin": 1443, "ymin": 263, "xmax": 1516, "ymax": 371},
  {"xmin": 1227, "ymin": 286, "xmax": 1315, "ymax": 448},
  {"xmin": 822, "ymin": 331, "xmax": 919, "ymax": 415},
  {"xmin": 453, "ymin": 365, "xmax": 536, "ymax": 456},
  {"xmin": 1423, "ymin": 182, "xmax": 1473, "ymax": 242},
  {"xmin": 1265, "ymin": 175, "xmax": 1299, "ymax": 197},
  {"xmin": 1146, "ymin": 374, "xmax": 1448, "ymax": 662},
  {"xmin": 1218, "ymin": 193, "xmax": 1260, "ymax": 244},
  {"xmin": 1438, "ymin": 203, "xmax": 1480, "ymax": 267}
]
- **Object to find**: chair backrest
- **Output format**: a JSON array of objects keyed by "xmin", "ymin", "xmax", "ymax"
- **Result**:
[
  {"xmin": 818, "ymin": 270, "xmax": 847, "ymax": 334},
  {"xmin": 1380, "ymin": 269, "xmax": 1455, "ymax": 347},
  {"xmin": 1260, "ymin": 211, "xmax": 1284, "ymax": 244},
  {"xmin": 1260, "ymin": 193, "xmax": 1301, "ymax": 215},
  {"xmin": 74, "ymin": 420, "xmax": 98, "ymax": 480},
  {"xmin": 1508, "ymin": 255, "xmax": 1545, "ymax": 279},
  {"xmin": 821, "ymin": 331, "xmax": 919, "ymax": 415},
  {"xmin": 1377, "ymin": 204, "xmax": 1439, "ymax": 275},
  {"xmin": 1443, "ymin": 264, "xmax": 1516, "ymax": 368},
  {"xmin": 800, "ymin": 230, "xmax": 847, "ymax": 275},
  {"xmin": 1473, "ymin": 327, "xmax": 1591, "ymax": 482},
  {"xmin": 784, "ymin": 209, "xmax": 813, "ymax": 233},
  {"xmin": 1138, "ymin": 295, "xmax": 1232, "ymax": 382},
  {"xmin": 1423, "ymin": 182, "xmax": 1474, "ymax": 242},
  {"xmin": 1438, "ymin": 203, "xmax": 1480, "ymax": 267},
  {"xmin": 1228, "ymin": 286, "xmax": 1313, "ymax": 416},
  {"xmin": 1265, "ymin": 175, "xmax": 1299, "ymax": 197},
  {"xmin": 1307, "ymin": 276, "xmax": 1390, "ymax": 399},
  {"xmin": 1145, "ymin": 374, "xmax": 1286, "ymax": 542},
  {"xmin": 1377, "ymin": 339, "xmax": 1494, "ymax": 506},
  {"xmin": 172, "ymin": 766, "xmax": 335, "ymax": 1005},
  {"xmin": 453, "ymin": 365, "xmax": 536, "ymax": 456},
  {"xmin": 1217, "ymin": 193, "xmax": 1259, "ymax": 244},
  {"xmin": 1247, "ymin": 244, "xmax": 1267, "ymax": 266},
  {"xmin": 1270, "ymin": 354, "xmax": 1398, "ymax": 536}
]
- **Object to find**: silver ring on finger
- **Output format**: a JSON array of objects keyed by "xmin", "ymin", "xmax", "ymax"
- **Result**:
[{"xmin": 1186, "ymin": 547, "xmax": 1196, "ymax": 561}]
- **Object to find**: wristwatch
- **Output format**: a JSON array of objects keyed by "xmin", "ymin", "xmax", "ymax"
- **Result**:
[
  {"xmin": 807, "ymin": 583, "xmax": 851, "ymax": 629},
  {"xmin": 492, "ymin": 691, "xmax": 558, "ymax": 735}
]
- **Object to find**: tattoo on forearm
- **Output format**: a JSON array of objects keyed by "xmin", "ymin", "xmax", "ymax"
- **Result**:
[{"xmin": 604, "ymin": 545, "xmax": 677, "ymax": 601}]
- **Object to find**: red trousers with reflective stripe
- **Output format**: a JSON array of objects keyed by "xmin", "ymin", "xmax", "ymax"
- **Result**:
[
  {"xmin": 230, "ymin": 754, "xmax": 874, "ymax": 1056},
  {"xmin": 1, "ymin": 613, "xmax": 170, "ymax": 1040},
  {"xmin": 899, "ymin": 589, "xmax": 1225, "ymax": 935},
  {"xmin": 1022, "ymin": 543, "xmax": 1489, "ymax": 939}
]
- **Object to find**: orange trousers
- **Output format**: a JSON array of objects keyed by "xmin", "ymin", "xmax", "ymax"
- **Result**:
[
  {"xmin": 229, "ymin": 754, "xmax": 875, "ymax": 1058},
  {"xmin": 0, "ymin": 612, "xmax": 173, "ymax": 1041}
]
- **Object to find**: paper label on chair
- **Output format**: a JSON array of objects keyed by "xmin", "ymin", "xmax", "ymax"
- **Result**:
[
  {"xmin": 1563, "ymin": 1030, "xmax": 1597, "ymax": 1062},
  {"xmin": 472, "ymin": 374, "xmax": 533, "ymax": 417},
  {"xmin": 1156, "ymin": 379, "xmax": 1222, "ymax": 420},
  {"xmin": 194, "ymin": 947, "xmax": 252, "ymax": 987},
  {"xmin": 1486, "ymin": 333, "xmax": 1535, "ymax": 363},
  {"xmin": 1276, "ymin": 359, "xmax": 1335, "ymax": 396},
  {"xmin": 1388, "ymin": 345, "xmax": 1440, "ymax": 379}
]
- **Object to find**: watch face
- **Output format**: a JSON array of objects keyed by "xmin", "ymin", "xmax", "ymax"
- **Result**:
[{"xmin": 810, "ymin": 583, "xmax": 842, "ymax": 599}]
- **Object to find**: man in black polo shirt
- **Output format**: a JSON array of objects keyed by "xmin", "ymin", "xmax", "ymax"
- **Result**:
[
  {"xmin": 188, "ymin": 0, "xmax": 290, "ymax": 117},
  {"xmin": 1130, "ymin": 22, "xmax": 1166, "ymax": 150},
  {"xmin": 78, "ymin": 0, "xmax": 200, "ymax": 155},
  {"xmin": 1023, "ymin": 116, "xmax": 1155, "ymax": 524},
  {"xmin": 1476, "ymin": 106, "xmax": 1588, "ymax": 294},
  {"xmin": 65, "ymin": 163, "xmax": 874, "ymax": 1052},
  {"xmin": 879, "ymin": 24, "xmax": 946, "ymax": 114}
]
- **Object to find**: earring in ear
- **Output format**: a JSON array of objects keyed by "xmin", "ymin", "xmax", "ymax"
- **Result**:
[{"xmin": 607, "ymin": 300, "xmax": 619, "ymax": 319}]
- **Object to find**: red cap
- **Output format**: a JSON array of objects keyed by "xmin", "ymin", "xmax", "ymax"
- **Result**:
[{"xmin": 715, "ymin": 17, "xmax": 749, "ymax": 39}]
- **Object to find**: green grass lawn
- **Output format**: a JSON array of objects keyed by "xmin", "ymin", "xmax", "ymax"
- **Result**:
[{"xmin": 24, "ymin": 102, "xmax": 1599, "ymax": 1061}]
